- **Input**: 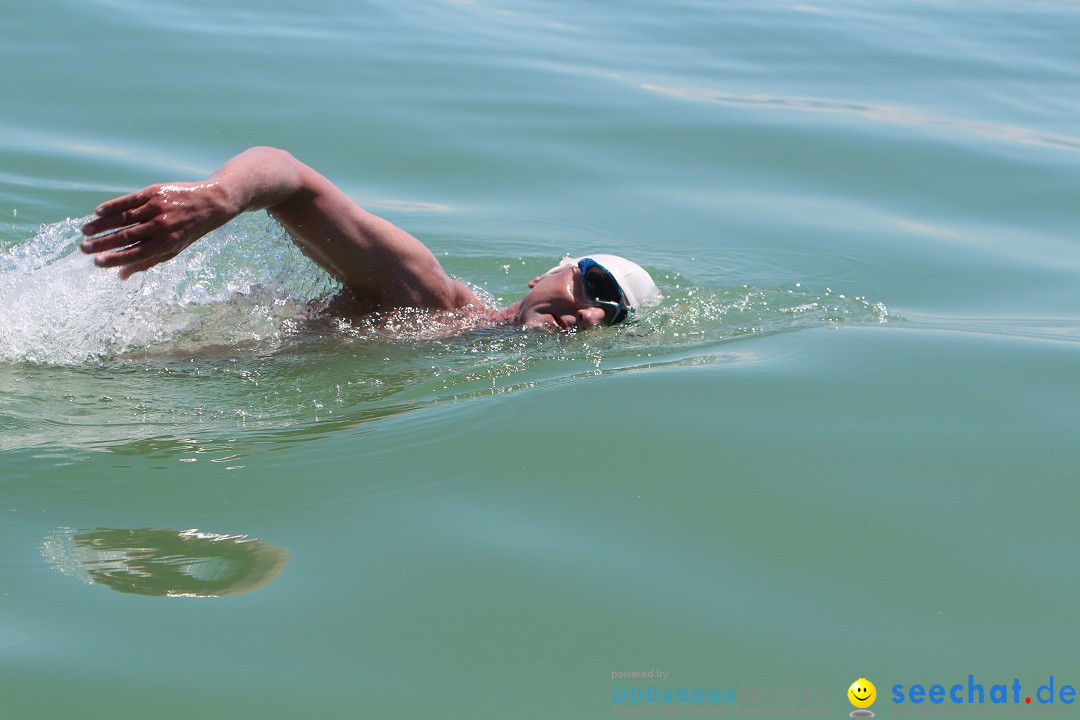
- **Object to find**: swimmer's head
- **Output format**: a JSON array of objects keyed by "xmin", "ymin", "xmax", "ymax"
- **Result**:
[
  {"xmin": 542, "ymin": 254, "xmax": 662, "ymax": 316},
  {"xmin": 509, "ymin": 254, "xmax": 661, "ymax": 330}
]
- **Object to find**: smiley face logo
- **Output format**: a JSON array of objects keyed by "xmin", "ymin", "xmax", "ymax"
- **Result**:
[{"xmin": 848, "ymin": 678, "xmax": 877, "ymax": 713}]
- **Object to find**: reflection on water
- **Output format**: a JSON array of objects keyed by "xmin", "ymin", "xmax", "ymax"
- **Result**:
[{"xmin": 41, "ymin": 527, "xmax": 289, "ymax": 598}]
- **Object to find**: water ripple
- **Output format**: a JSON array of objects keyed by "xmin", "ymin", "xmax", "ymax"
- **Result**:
[{"xmin": 641, "ymin": 83, "xmax": 1080, "ymax": 153}]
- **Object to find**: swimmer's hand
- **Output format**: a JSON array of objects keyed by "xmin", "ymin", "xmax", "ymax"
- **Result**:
[{"xmin": 80, "ymin": 181, "xmax": 236, "ymax": 280}]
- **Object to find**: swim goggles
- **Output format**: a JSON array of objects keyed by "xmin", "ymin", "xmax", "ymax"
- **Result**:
[{"xmin": 578, "ymin": 257, "xmax": 630, "ymax": 326}]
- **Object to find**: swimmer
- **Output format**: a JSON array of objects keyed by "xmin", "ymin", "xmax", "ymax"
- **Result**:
[{"xmin": 79, "ymin": 146, "xmax": 660, "ymax": 331}]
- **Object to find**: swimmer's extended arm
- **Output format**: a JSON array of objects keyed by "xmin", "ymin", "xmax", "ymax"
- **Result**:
[{"xmin": 80, "ymin": 146, "xmax": 476, "ymax": 310}]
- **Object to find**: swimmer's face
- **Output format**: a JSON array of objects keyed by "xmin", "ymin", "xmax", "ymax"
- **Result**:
[
  {"xmin": 513, "ymin": 265, "xmax": 609, "ymax": 331},
  {"xmin": 848, "ymin": 679, "xmax": 876, "ymax": 709}
]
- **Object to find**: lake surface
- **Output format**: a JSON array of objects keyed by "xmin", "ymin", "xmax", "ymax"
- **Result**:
[{"xmin": 2, "ymin": 0, "xmax": 1078, "ymax": 717}]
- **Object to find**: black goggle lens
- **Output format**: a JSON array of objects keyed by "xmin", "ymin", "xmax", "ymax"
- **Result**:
[
  {"xmin": 583, "ymin": 265, "xmax": 622, "ymax": 304},
  {"xmin": 579, "ymin": 259, "xmax": 630, "ymax": 326}
]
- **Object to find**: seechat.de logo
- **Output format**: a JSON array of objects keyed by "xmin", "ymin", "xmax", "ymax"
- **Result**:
[{"xmin": 891, "ymin": 676, "xmax": 1076, "ymax": 706}]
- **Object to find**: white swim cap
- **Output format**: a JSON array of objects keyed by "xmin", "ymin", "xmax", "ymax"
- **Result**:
[{"xmin": 545, "ymin": 254, "xmax": 662, "ymax": 311}]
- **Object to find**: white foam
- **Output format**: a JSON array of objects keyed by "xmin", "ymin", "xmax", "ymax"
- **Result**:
[{"xmin": 0, "ymin": 214, "xmax": 338, "ymax": 365}]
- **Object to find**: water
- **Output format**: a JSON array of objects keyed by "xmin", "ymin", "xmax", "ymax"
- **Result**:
[{"xmin": 2, "ymin": 0, "xmax": 1078, "ymax": 717}]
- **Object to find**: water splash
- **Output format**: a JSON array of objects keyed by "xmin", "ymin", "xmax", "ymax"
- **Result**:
[
  {"xmin": 0, "ymin": 214, "xmax": 338, "ymax": 364},
  {"xmin": 633, "ymin": 273, "xmax": 892, "ymax": 343}
]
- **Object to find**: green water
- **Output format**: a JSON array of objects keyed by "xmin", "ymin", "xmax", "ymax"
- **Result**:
[{"xmin": 2, "ymin": 0, "xmax": 1078, "ymax": 717}]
